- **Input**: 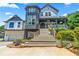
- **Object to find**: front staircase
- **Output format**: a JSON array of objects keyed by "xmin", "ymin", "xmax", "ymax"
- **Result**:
[
  {"xmin": 26, "ymin": 29, "xmax": 56, "ymax": 47},
  {"xmin": 32, "ymin": 29, "xmax": 56, "ymax": 41}
]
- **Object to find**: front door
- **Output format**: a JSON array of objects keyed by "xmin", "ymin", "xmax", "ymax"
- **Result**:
[{"xmin": 40, "ymin": 23, "xmax": 45, "ymax": 28}]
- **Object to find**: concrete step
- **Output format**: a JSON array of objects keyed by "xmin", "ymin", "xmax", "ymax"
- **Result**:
[{"xmin": 25, "ymin": 41, "xmax": 56, "ymax": 47}]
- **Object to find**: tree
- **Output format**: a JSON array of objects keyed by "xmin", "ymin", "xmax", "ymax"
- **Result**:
[
  {"xmin": 0, "ymin": 25, "xmax": 4, "ymax": 31},
  {"xmin": 67, "ymin": 11, "xmax": 79, "ymax": 29}
]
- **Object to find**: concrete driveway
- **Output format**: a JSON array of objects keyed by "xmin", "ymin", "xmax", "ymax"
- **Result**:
[
  {"xmin": 0, "ymin": 41, "xmax": 12, "ymax": 47},
  {"xmin": 0, "ymin": 44, "xmax": 76, "ymax": 56}
]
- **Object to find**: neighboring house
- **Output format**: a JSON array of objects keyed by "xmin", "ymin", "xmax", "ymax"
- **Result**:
[
  {"xmin": 4, "ymin": 4, "xmax": 68, "ymax": 40},
  {"xmin": 4, "ymin": 15, "xmax": 25, "ymax": 40},
  {"xmin": 0, "ymin": 30, "xmax": 4, "ymax": 38}
]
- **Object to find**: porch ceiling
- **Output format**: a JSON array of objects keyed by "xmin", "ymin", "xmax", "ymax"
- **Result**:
[{"xmin": 39, "ymin": 17, "xmax": 67, "ymax": 22}]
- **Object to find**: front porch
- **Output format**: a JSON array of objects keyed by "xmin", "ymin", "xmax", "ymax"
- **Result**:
[{"xmin": 39, "ymin": 17, "xmax": 68, "ymax": 29}]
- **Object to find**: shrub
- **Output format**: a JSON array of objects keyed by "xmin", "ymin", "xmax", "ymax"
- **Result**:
[
  {"xmin": 74, "ymin": 27, "xmax": 79, "ymax": 40},
  {"xmin": 56, "ymin": 30, "xmax": 76, "ymax": 41},
  {"xmin": 55, "ymin": 32, "xmax": 62, "ymax": 40},
  {"xmin": 13, "ymin": 39, "xmax": 25, "ymax": 46},
  {"xmin": 48, "ymin": 27, "xmax": 52, "ymax": 32},
  {"xmin": 72, "ymin": 40, "xmax": 79, "ymax": 49},
  {"xmin": 55, "ymin": 28, "xmax": 65, "ymax": 33}
]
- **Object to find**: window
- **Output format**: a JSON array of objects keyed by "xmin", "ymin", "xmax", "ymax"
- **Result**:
[
  {"xmin": 17, "ymin": 22, "xmax": 21, "ymax": 28},
  {"xmin": 41, "ymin": 12, "xmax": 43, "ymax": 16},
  {"xmin": 32, "ymin": 22, "xmax": 35, "ymax": 25},
  {"xmin": 29, "ymin": 8, "xmax": 31, "ymax": 12},
  {"xmin": 28, "ymin": 19, "xmax": 35, "ymax": 25},
  {"xmin": 9, "ymin": 22, "xmax": 14, "ymax": 28},
  {"xmin": 32, "ymin": 19, "xmax": 35, "ymax": 25},
  {"xmin": 29, "ymin": 22, "xmax": 31, "ymax": 25},
  {"xmin": 31, "ymin": 8, "xmax": 33, "ymax": 12},
  {"xmin": 29, "ymin": 8, "xmax": 35, "ymax": 12},
  {"xmin": 32, "ymin": 19, "xmax": 35, "ymax": 22},
  {"xmin": 49, "ymin": 12, "xmax": 51, "ymax": 16},
  {"xmin": 45, "ymin": 12, "xmax": 51, "ymax": 16},
  {"xmin": 45, "ymin": 12, "xmax": 48, "ymax": 16}
]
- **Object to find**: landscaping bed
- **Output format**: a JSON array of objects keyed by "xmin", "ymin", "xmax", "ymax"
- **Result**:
[
  {"xmin": 67, "ymin": 47, "xmax": 79, "ymax": 55},
  {"xmin": 55, "ymin": 27, "xmax": 79, "ymax": 55},
  {"xmin": 7, "ymin": 39, "xmax": 29, "ymax": 48},
  {"xmin": 7, "ymin": 43, "xmax": 28, "ymax": 48}
]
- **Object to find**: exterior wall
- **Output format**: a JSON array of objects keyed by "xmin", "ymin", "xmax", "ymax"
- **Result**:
[
  {"xmin": 26, "ymin": 7, "xmax": 39, "ymax": 29},
  {"xmin": 26, "ymin": 15, "xmax": 39, "ymax": 29},
  {"xmin": 4, "ymin": 30, "xmax": 24, "ymax": 41},
  {"xmin": 5, "ymin": 21, "xmax": 24, "ymax": 30}
]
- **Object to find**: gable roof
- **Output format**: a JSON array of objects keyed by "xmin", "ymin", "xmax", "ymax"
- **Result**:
[
  {"xmin": 4, "ymin": 15, "xmax": 24, "ymax": 22},
  {"xmin": 41, "ymin": 4, "xmax": 59, "ymax": 12}
]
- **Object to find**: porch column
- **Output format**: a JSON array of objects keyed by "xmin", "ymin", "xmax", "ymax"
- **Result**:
[
  {"xmin": 45, "ymin": 22, "xmax": 46, "ymax": 28},
  {"xmin": 56, "ymin": 19, "xmax": 58, "ymax": 29},
  {"xmin": 64, "ymin": 18, "xmax": 67, "ymax": 28}
]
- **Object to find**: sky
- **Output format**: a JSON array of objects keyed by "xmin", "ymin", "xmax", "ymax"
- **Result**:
[{"xmin": 0, "ymin": 3, "xmax": 79, "ymax": 26}]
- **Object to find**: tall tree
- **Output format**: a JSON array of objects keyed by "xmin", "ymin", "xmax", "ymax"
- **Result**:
[
  {"xmin": 67, "ymin": 11, "xmax": 79, "ymax": 29},
  {"xmin": 0, "ymin": 25, "xmax": 4, "ymax": 31}
]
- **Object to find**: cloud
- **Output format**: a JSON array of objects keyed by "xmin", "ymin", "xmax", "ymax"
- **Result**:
[
  {"xmin": 9, "ymin": 15, "xmax": 13, "ymax": 18},
  {"xmin": 0, "ymin": 3, "xmax": 19, "ymax": 9},
  {"xmin": 77, "ymin": 9, "xmax": 79, "ymax": 11},
  {"xmin": 5, "ymin": 12, "xmax": 12, "ymax": 15},
  {"xmin": 64, "ymin": 3, "xmax": 72, "ymax": 5},
  {"xmin": 64, "ymin": 3, "xmax": 72, "ymax": 7},
  {"xmin": 63, "ymin": 13, "xmax": 68, "ymax": 16}
]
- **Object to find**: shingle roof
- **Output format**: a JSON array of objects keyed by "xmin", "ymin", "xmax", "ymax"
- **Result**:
[{"xmin": 4, "ymin": 15, "xmax": 24, "ymax": 22}]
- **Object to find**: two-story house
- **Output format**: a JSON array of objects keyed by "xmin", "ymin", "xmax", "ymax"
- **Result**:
[{"xmin": 4, "ymin": 4, "xmax": 68, "ymax": 41}]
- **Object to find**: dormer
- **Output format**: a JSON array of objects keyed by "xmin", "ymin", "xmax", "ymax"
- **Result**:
[
  {"xmin": 40, "ymin": 4, "xmax": 59, "ymax": 18},
  {"xmin": 4, "ymin": 15, "xmax": 25, "ymax": 30}
]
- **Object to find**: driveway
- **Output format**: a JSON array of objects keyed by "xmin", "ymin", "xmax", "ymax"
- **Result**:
[
  {"xmin": 0, "ymin": 45, "xmax": 76, "ymax": 56},
  {"xmin": 0, "ymin": 41, "xmax": 12, "ymax": 47}
]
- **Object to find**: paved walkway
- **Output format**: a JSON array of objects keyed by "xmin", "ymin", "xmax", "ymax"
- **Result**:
[{"xmin": 0, "ymin": 46, "xmax": 76, "ymax": 56}]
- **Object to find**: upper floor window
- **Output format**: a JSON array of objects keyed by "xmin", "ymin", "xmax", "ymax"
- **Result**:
[
  {"xmin": 31, "ymin": 8, "xmax": 33, "ymax": 12},
  {"xmin": 45, "ymin": 12, "xmax": 51, "ymax": 16},
  {"xmin": 45, "ymin": 12, "xmax": 48, "ymax": 16},
  {"xmin": 28, "ymin": 8, "xmax": 31, "ymax": 12},
  {"xmin": 28, "ymin": 19, "xmax": 35, "ymax": 25},
  {"xmin": 49, "ymin": 12, "xmax": 51, "ymax": 16},
  {"xmin": 32, "ymin": 19, "xmax": 35, "ymax": 25},
  {"xmin": 29, "ymin": 22, "xmax": 31, "ymax": 25},
  {"xmin": 9, "ymin": 22, "xmax": 14, "ymax": 28},
  {"xmin": 29, "ymin": 8, "xmax": 35, "ymax": 13},
  {"xmin": 17, "ymin": 22, "xmax": 21, "ymax": 28},
  {"xmin": 41, "ymin": 12, "xmax": 43, "ymax": 16}
]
